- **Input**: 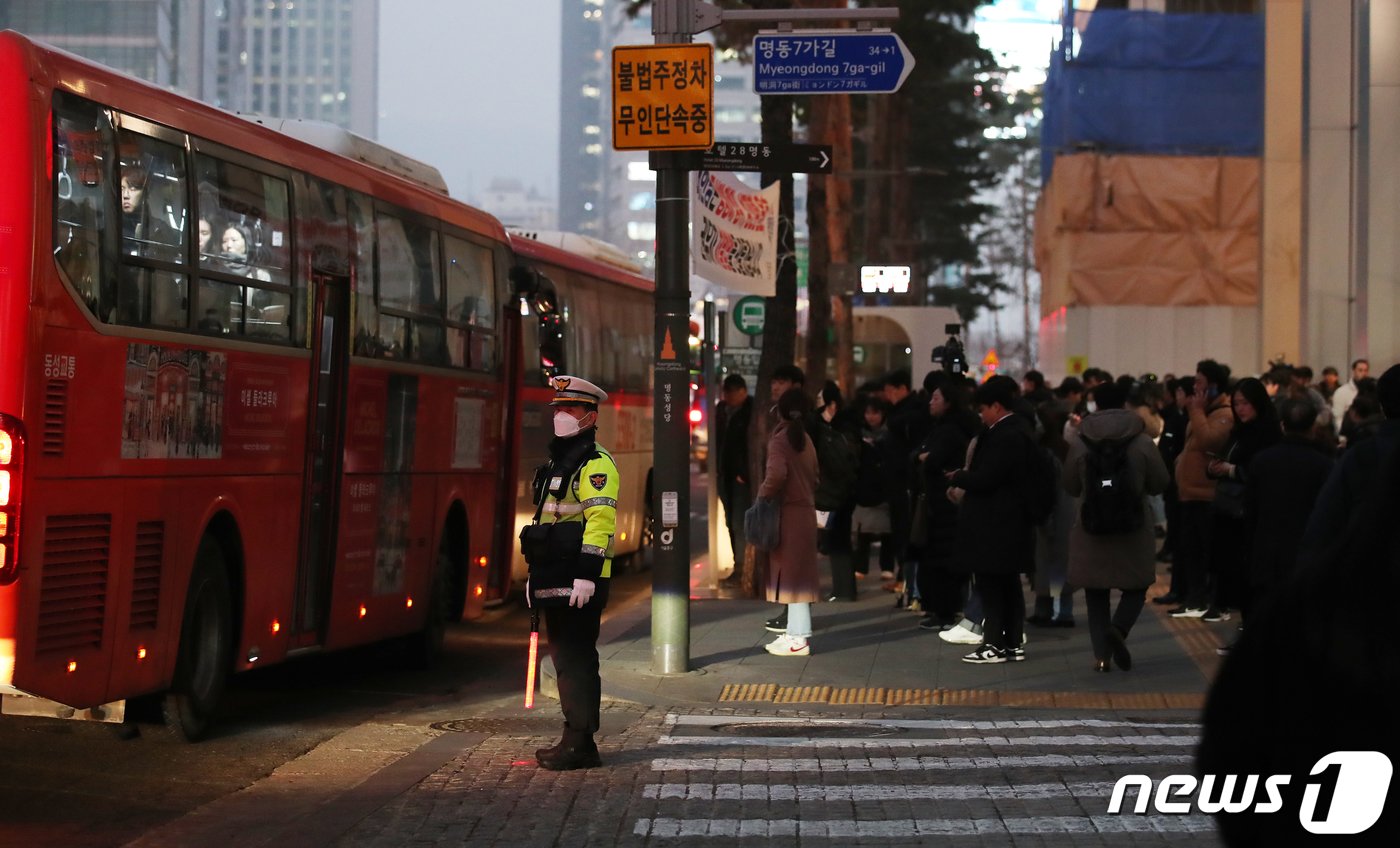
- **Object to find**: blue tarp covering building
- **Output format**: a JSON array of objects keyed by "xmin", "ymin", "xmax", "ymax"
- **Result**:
[{"xmin": 1042, "ymin": 10, "xmax": 1264, "ymax": 180}]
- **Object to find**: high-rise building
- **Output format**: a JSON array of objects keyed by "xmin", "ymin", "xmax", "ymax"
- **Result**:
[
  {"xmin": 1, "ymin": 0, "xmax": 379, "ymax": 137},
  {"xmin": 213, "ymin": 0, "xmax": 379, "ymax": 137},
  {"xmin": 0, "ymin": 0, "xmax": 180, "ymax": 87},
  {"xmin": 557, "ymin": 0, "xmax": 609, "ymax": 238}
]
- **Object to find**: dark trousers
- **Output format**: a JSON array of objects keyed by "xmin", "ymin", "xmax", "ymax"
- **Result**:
[
  {"xmin": 975, "ymin": 571, "xmax": 1025, "ymax": 651},
  {"xmin": 822, "ymin": 505, "xmax": 857, "ymax": 600},
  {"xmin": 1084, "ymin": 587, "xmax": 1147, "ymax": 662},
  {"xmin": 720, "ymin": 481, "xmax": 752, "ymax": 571},
  {"xmin": 917, "ymin": 551, "xmax": 966, "ymax": 620},
  {"xmin": 855, "ymin": 533, "xmax": 895, "ymax": 575},
  {"xmin": 543, "ymin": 583, "xmax": 608, "ymax": 745},
  {"xmin": 1176, "ymin": 501, "xmax": 1214, "ymax": 609}
]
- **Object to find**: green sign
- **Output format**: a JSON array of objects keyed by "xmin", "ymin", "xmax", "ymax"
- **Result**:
[
  {"xmin": 853, "ymin": 344, "xmax": 866, "ymax": 365},
  {"xmin": 733, "ymin": 296, "xmax": 765, "ymax": 336}
]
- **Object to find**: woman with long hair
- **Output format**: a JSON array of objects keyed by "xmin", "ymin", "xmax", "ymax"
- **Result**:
[
  {"xmin": 759, "ymin": 388, "xmax": 821, "ymax": 656},
  {"xmin": 1206, "ymin": 377, "xmax": 1281, "ymax": 626}
]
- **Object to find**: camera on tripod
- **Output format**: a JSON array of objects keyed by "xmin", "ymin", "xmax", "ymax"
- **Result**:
[{"xmin": 931, "ymin": 323, "xmax": 966, "ymax": 375}]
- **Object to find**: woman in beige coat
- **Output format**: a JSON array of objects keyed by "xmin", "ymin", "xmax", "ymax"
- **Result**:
[{"xmin": 760, "ymin": 388, "xmax": 821, "ymax": 656}]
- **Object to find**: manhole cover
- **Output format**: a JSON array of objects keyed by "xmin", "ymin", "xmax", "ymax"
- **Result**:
[
  {"xmin": 430, "ymin": 717, "xmax": 561, "ymax": 735},
  {"xmin": 711, "ymin": 722, "xmax": 906, "ymax": 738}
]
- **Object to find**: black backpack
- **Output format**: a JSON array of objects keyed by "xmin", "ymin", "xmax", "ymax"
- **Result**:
[{"xmin": 1079, "ymin": 435, "xmax": 1143, "ymax": 535}]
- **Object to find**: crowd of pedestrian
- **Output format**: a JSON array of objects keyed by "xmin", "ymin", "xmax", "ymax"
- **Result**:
[{"xmin": 715, "ymin": 355, "xmax": 1400, "ymax": 671}]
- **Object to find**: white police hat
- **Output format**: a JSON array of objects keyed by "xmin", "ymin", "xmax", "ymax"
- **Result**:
[{"xmin": 549, "ymin": 375, "xmax": 608, "ymax": 407}]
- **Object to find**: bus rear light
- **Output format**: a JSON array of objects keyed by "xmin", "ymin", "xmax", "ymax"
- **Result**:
[
  {"xmin": 136, "ymin": 647, "xmax": 147, "ymax": 660},
  {"xmin": 270, "ymin": 619, "xmax": 280, "ymax": 634},
  {"xmin": 477, "ymin": 556, "xmax": 488, "ymax": 568},
  {"xmin": 358, "ymin": 604, "xmax": 367, "ymax": 619},
  {"xmin": 67, "ymin": 661, "xmax": 77, "ymax": 674},
  {"xmin": 0, "ymin": 414, "xmax": 22, "ymax": 585},
  {"xmin": 474, "ymin": 585, "xmax": 484, "ymax": 597},
  {"xmin": 405, "ymin": 597, "xmax": 413, "ymax": 609}
]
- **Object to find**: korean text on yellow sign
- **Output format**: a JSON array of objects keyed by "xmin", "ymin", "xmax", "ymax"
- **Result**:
[{"xmin": 612, "ymin": 44, "xmax": 714, "ymax": 151}]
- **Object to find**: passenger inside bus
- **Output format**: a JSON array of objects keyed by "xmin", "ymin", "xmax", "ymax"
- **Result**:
[
  {"xmin": 198, "ymin": 216, "xmax": 216, "ymax": 258},
  {"xmin": 219, "ymin": 223, "xmax": 269, "ymax": 280},
  {"xmin": 119, "ymin": 165, "xmax": 147, "ymax": 243}
]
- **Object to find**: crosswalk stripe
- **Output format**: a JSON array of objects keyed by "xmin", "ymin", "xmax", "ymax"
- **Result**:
[
  {"xmin": 650, "ymin": 754, "xmax": 1193, "ymax": 771},
  {"xmin": 643, "ymin": 781, "xmax": 1121, "ymax": 801},
  {"xmin": 665, "ymin": 714, "xmax": 1200, "ymax": 731},
  {"xmin": 632, "ymin": 816, "xmax": 1218, "ymax": 837},
  {"xmin": 658, "ymin": 733, "xmax": 1197, "ymax": 747}
]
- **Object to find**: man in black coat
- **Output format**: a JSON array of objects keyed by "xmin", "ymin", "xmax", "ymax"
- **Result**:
[
  {"xmin": 949, "ymin": 375, "xmax": 1038, "ymax": 664},
  {"xmin": 1243, "ymin": 399, "xmax": 1333, "ymax": 620},
  {"xmin": 1300, "ymin": 363, "xmax": 1400, "ymax": 566},
  {"xmin": 715, "ymin": 374, "xmax": 753, "ymax": 578}
]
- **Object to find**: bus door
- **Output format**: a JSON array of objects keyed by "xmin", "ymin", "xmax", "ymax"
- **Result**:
[{"xmin": 291, "ymin": 270, "xmax": 350, "ymax": 646}]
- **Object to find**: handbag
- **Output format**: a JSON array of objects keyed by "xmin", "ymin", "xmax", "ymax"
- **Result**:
[
  {"xmin": 1212, "ymin": 478, "xmax": 1247, "ymax": 520},
  {"xmin": 907, "ymin": 494, "xmax": 929, "ymax": 547},
  {"xmin": 744, "ymin": 496, "xmax": 782, "ymax": 552}
]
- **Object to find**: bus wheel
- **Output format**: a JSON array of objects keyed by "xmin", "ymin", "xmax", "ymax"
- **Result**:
[
  {"xmin": 163, "ymin": 538, "xmax": 233, "ymax": 742},
  {"xmin": 403, "ymin": 551, "xmax": 451, "ymax": 668}
]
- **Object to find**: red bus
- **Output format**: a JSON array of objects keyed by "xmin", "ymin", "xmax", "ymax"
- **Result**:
[
  {"xmin": 0, "ymin": 32, "xmax": 653, "ymax": 738},
  {"xmin": 504, "ymin": 231, "xmax": 655, "ymax": 587}
]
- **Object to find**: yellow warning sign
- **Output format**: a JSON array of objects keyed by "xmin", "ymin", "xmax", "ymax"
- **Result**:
[
  {"xmin": 660, "ymin": 327, "xmax": 677, "ymax": 360},
  {"xmin": 612, "ymin": 43, "xmax": 714, "ymax": 151},
  {"xmin": 982, "ymin": 349, "xmax": 999, "ymax": 369},
  {"xmin": 1067, "ymin": 355, "xmax": 1088, "ymax": 376}
]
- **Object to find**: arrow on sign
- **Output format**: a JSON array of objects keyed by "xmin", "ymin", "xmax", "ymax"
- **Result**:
[{"xmin": 673, "ymin": 142, "xmax": 834, "ymax": 174}]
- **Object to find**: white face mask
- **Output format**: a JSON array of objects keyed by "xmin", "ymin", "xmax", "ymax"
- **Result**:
[
  {"xmin": 1086, "ymin": 400, "xmax": 1098, "ymax": 414},
  {"xmin": 554, "ymin": 410, "xmax": 587, "ymax": 438}
]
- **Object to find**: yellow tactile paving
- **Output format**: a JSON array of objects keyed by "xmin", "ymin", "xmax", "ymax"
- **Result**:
[
  {"xmin": 772, "ymin": 685, "xmax": 832, "ymax": 704},
  {"xmin": 717, "ymin": 684, "xmax": 1203, "ymax": 710},
  {"xmin": 827, "ymin": 687, "xmax": 887, "ymax": 705}
]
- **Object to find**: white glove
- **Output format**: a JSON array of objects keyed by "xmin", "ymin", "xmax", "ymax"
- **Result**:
[{"xmin": 569, "ymin": 578, "xmax": 596, "ymax": 608}]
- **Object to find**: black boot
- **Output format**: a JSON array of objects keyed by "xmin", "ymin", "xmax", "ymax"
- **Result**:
[{"xmin": 537, "ymin": 737, "xmax": 602, "ymax": 771}]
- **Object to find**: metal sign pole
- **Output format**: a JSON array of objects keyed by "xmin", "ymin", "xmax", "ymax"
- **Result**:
[
  {"xmin": 644, "ymin": 0, "xmax": 901, "ymax": 675},
  {"xmin": 649, "ymin": 2, "xmax": 697, "ymax": 676}
]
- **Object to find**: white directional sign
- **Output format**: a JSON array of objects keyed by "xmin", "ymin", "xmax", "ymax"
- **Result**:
[{"xmin": 752, "ymin": 31, "xmax": 916, "ymax": 94}]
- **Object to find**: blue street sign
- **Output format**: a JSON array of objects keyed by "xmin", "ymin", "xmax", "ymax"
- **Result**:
[{"xmin": 752, "ymin": 31, "xmax": 915, "ymax": 95}]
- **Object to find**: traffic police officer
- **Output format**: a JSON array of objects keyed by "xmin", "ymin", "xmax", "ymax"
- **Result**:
[{"xmin": 529, "ymin": 375, "xmax": 619, "ymax": 770}]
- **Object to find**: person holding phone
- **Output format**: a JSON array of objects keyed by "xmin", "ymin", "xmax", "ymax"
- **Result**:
[{"xmin": 1169, "ymin": 360, "xmax": 1236, "ymax": 618}]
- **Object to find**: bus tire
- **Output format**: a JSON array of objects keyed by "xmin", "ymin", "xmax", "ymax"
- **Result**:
[
  {"xmin": 403, "ymin": 551, "xmax": 451, "ymax": 668},
  {"xmin": 163, "ymin": 538, "xmax": 233, "ymax": 742}
]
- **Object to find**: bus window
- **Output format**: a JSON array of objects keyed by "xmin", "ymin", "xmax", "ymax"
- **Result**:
[
  {"xmin": 194, "ymin": 156, "xmax": 290, "ymax": 286},
  {"xmin": 376, "ymin": 211, "xmax": 444, "ymax": 364},
  {"xmin": 52, "ymin": 95, "xmax": 109, "ymax": 318},
  {"xmin": 194, "ymin": 154, "xmax": 294, "ymax": 342},
  {"xmin": 443, "ymin": 234, "xmax": 497, "ymax": 370},
  {"xmin": 347, "ymin": 191, "xmax": 378, "ymax": 356},
  {"xmin": 117, "ymin": 129, "xmax": 187, "ymax": 265},
  {"xmin": 444, "ymin": 235, "xmax": 496, "ymax": 330}
]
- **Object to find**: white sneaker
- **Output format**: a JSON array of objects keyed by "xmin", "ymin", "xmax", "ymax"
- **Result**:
[
  {"xmin": 939, "ymin": 621, "xmax": 983, "ymax": 645},
  {"xmin": 765, "ymin": 634, "xmax": 811, "ymax": 657}
]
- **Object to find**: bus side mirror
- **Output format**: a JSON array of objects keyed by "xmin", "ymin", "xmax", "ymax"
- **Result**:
[{"xmin": 509, "ymin": 265, "xmax": 538, "ymax": 297}]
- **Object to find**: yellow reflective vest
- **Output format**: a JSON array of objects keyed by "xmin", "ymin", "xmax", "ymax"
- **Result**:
[{"xmin": 537, "ymin": 443, "xmax": 620, "ymax": 580}]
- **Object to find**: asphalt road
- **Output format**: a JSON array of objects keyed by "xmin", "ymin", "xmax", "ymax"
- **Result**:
[{"xmin": 0, "ymin": 467, "xmax": 710, "ymax": 848}]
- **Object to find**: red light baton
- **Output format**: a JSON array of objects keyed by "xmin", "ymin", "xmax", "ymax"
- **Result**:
[{"xmin": 525, "ymin": 608, "xmax": 540, "ymax": 709}]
